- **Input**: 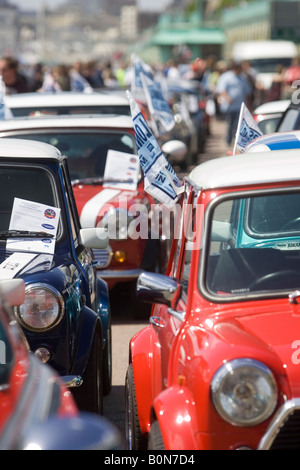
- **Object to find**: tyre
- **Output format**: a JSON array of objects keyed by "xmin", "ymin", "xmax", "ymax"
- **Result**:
[
  {"xmin": 72, "ymin": 330, "xmax": 103, "ymax": 414},
  {"xmin": 102, "ymin": 322, "xmax": 112, "ymax": 395},
  {"xmin": 125, "ymin": 363, "xmax": 147, "ymax": 450},
  {"xmin": 148, "ymin": 420, "xmax": 166, "ymax": 450}
]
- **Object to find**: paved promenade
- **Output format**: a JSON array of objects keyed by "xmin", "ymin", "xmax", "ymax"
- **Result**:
[{"xmin": 199, "ymin": 116, "xmax": 229, "ymax": 164}]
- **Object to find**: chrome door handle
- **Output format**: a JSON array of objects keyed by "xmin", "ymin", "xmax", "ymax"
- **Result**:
[
  {"xmin": 167, "ymin": 308, "xmax": 186, "ymax": 322},
  {"xmin": 289, "ymin": 290, "xmax": 300, "ymax": 304},
  {"xmin": 150, "ymin": 316, "xmax": 165, "ymax": 328}
]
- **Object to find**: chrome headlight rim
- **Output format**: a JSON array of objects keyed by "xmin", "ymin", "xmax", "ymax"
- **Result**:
[
  {"xmin": 100, "ymin": 207, "xmax": 136, "ymax": 241},
  {"xmin": 15, "ymin": 283, "xmax": 64, "ymax": 332},
  {"xmin": 211, "ymin": 358, "xmax": 278, "ymax": 427}
]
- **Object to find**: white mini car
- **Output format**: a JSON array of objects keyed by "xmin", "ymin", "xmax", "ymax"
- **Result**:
[{"xmin": 253, "ymin": 99, "xmax": 290, "ymax": 134}]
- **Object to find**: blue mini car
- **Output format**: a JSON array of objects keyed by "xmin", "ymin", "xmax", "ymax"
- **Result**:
[{"xmin": 0, "ymin": 138, "xmax": 111, "ymax": 414}]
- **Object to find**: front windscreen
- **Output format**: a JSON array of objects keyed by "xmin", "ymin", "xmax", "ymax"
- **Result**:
[
  {"xmin": 11, "ymin": 105, "xmax": 131, "ymax": 117},
  {"xmin": 0, "ymin": 166, "xmax": 56, "ymax": 231},
  {"xmin": 250, "ymin": 58, "xmax": 293, "ymax": 74},
  {"xmin": 9, "ymin": 131, "xmax": 136, "ymax": 181}
]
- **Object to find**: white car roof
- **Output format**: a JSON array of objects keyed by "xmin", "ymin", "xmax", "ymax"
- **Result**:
[
  {"xmin": 0, "ymin": 114, "xmax": 134, "ymax": 132},
  {"xmin": 5, "ymin": 91, "xmax": 129, "ymax": 107},
  {"xmin": 253, "ymin": 99, "xmax": 290, "ymax": 115},
  {"xmin": 189, "ymin": 149, "xmax": 300, "ymax": 189},
  {"xmin": 0, "ymin": 137, "xmax": 62, "ymax": 159}
]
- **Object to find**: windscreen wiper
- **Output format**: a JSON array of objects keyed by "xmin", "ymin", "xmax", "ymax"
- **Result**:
[
  {"xmin": 0, "ymin": 230, "xmax": 54, "ymax": 239},
  {"xmin": 72, "ymin": 177, "xmax": 134, "ymax": 185}
]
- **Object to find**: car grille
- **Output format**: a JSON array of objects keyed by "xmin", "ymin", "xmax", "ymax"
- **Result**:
[
  {"xmin": 92, "ymin": 246, "xmax": 113, "ymax": 269},
  {"xmin": 269, "ymin": 410, "xmax": 300, "ymax": 449},
  {"xmin": 258, "ymin": 399, "xmax": 300, "ymax": 450}
]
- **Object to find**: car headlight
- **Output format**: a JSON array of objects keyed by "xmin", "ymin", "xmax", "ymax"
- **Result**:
[
  {"xmin": 99, "ymin": 208, "xmax": 136, "ymax": 240},
  {"xmin": 211, "ymin": 358, "xmax": 277, "ymax": 427},
  {"xmin": 15, "ymin": 284, "xmax": 64, "ymax": 332}
]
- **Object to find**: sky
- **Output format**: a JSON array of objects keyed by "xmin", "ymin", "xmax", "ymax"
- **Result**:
[{"xmin": 8, "ymin": 0, "xmax": 173, "ymax": 12}]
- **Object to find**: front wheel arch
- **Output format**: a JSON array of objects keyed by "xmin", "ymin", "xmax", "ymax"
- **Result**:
[{"xmin": 151, "ymin": 385, "xmax": 199, "ymax": 450}]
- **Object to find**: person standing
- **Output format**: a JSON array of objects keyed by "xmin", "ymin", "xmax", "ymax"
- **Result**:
[
  {"xmin": 0, "ymin": 56, "xmax": 29, "ymax": 94},
  {"xmin": 216, "ymin": 61, "xmax": 252, "ymax": 148}
]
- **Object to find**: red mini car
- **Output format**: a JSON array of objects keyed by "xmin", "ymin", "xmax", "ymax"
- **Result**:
[{"xmin": 126, "ymin": 148, "xmax": 300, "ymax": 450}]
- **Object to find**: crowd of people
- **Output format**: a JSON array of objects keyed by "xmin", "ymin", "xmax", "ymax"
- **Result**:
[
  {"xmin": 0, "ymin": 52, "xmax": 297, "ymax": 149},
  {"xmin": 0, "ymin": 56, "xmax": 116, "ymax": 94}
]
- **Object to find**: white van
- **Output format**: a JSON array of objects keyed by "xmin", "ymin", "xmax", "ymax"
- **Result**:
[{"xmin": 232, "ymin": 40, "xmax": 298, "ymax": 89}]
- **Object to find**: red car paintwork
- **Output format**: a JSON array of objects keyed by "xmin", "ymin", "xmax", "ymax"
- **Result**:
[
  {"xmin": 127, "ymin": 150, "xmax": 300, "ymax": 450},
  {"xmin": 73, "ymin": 180, "xmax": 154, "ymax": 289},
  {"xmin": 0, "ymin": 288, "xmax": 77, "ymax": 444}
]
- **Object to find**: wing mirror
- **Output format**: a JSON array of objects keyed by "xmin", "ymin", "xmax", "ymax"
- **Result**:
[
  {"xmin": 79, "ymin": 227, "xmax": 109, "ymax": 249},
  {"xmin": 136, "ymin": 271, "xmax": 181, "ymax": 307},
  {"xmin": 162, "ymin": 140, "xmax": 187, "ymax": 163}
]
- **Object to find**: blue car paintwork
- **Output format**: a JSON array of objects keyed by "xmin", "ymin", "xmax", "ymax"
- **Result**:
[{"xmin": 0, "ymin": 153, "xmax": 110, "ymax": 390}]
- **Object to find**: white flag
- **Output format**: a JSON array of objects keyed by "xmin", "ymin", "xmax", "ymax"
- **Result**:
[
  {"xmin": 140, "ymin": 72, "xmax": 175, "ymax": 136},
  {"xmin": 131, "ymin": 54, "xmax": 154, "ymax": 104},
  {"xmin": 233, "ymin": 102, "xmax": 263, "ymax": 154},
  {"xmin": 126, "ymin": 90, "xmax": 183, "ymax": 207}
]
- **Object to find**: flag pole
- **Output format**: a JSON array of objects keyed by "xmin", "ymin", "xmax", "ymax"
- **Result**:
[{"xmin": 232, "ymin": 102, "xmax": 245, "ymax": 156}]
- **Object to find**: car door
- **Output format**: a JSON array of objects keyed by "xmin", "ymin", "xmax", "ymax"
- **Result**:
[{"xmin": 151, "ymin": 185, "xmax": 195, "ymax": 393}]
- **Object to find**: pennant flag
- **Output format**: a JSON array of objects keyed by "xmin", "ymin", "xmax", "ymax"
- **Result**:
[
  {"xmin": 126, "ymin": 90, "xmax": 183, "ymax": 207},
  {"xmin": 140, "ymin": 72, "xmax": 175, "ymax": 136},
  {"xmin": 233, "ymin": 102, "xmax": 263, "ymax": 154},
  {"xmin": 131, "ymin": 54, "xmax": 154, "ymax": 104},
  {"xmin": 131, "ymin": 54, "xmax": 175, "ymax": 136}
]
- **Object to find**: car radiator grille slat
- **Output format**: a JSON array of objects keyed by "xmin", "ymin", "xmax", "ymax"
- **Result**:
[
  {"xmin": 92, "ymin": 248, "xmax": 111, "ymax": 268},
  {"xmin": 270, "ymin": 410, "xmax": 300, "ymax": 450}
]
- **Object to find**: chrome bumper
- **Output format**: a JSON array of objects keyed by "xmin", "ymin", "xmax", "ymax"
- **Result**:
[
  {"xmin": 97, "ymin": 268, "xmax": 143, "ymax": 280},
  {"xmin": 61, "ymin": 375, "xmax": 83, "ymax": 388}
]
